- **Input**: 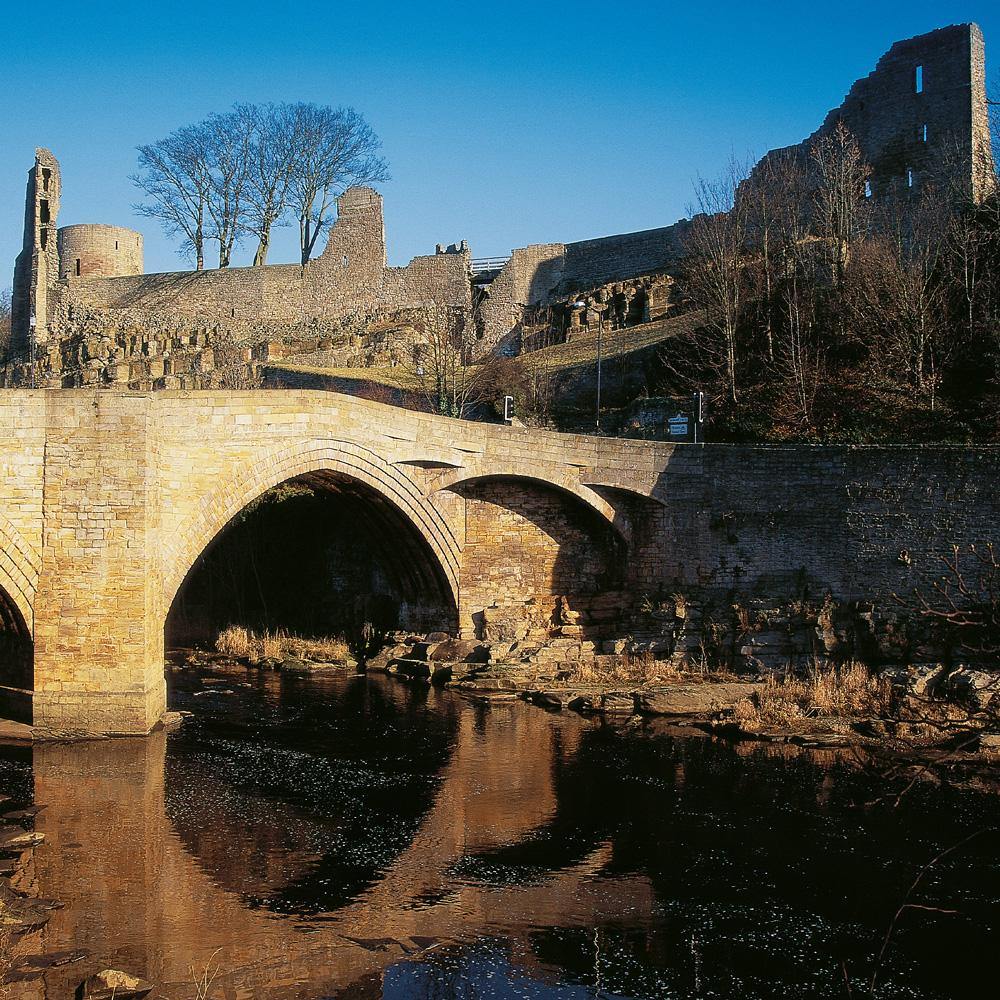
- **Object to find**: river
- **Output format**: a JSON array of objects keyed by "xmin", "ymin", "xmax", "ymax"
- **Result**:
[{"xmin": 0, "ymin": 669, "xmax": 998, "ymax": 999}]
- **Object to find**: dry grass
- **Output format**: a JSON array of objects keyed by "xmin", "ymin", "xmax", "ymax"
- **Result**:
[
  {"xmin": 269, "ymin": 362, "xmax": 424, "ymax": 390},
  {"xmin": 269, "ymin": 313, "xmax": 702, "ymax": 390},
  {"xmin": 734, "ymin": 660, "xmax": 894, "ymax": 729},
  {"xmin": 520, "ymin": 311, "xmax": 702, "ymax": 375},
  {"xmin": 0, "ymin": 908, "xmax": 17, "ymax": 998},
  {"xmin": 574, "ymin": 650, "xmax": 680, "ymax": 686},
  {"xmin": 215, "ymin": 626, "xmax": 349, "ymax": 664}
]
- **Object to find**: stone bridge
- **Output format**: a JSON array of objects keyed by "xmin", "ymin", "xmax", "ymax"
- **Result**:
[{"xmin": 1, "ymin": 389, "xmax": 998, "ymax": 734}]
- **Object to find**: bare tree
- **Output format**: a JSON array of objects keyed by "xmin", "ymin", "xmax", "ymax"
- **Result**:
[
  {"xmin": 409, "ymin": 304, "xmax": 509, "ymax": 419},
  {"xmin": 203, "ymin": 111, "xmax": 253, "ymax": 268},
  {"xmin": 0, "ymin": 288, "xmax": 11, "ymax": 362},
  {"xmin": 286, "ymin": 103, "xmax": 389, "ymax": 265},
  {"xmin": 684, "ymin": 157, "xmax": 752, "ymax": 403},
  {"xmin": 848, "ymin": 189, "xmax": 951, "ymax": 404},
  {"xmin": 133, "ymin": 125, "xmax": 213, "ymax": 270},
  {"xmin": 810, "ymin": 121, "xmax": 871, "ymax": 281},
  {"xmin": 236, "ymin": 103, "xmax": 296, "ymax": 267}
]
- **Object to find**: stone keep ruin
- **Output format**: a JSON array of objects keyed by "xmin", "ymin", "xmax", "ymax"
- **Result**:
[{"xmin": 5, "ymin": 23, "xmax": 995, "ymax": 390}]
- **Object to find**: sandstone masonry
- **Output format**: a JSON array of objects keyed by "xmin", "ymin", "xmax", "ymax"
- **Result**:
[{"xmin": 0, "ymin": 389, "xmax": 998, "ymax": 733}]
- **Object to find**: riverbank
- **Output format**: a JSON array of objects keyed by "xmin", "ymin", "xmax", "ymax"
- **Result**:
[{"xmin": 370, "ymin": 637, "xmax": 1000, "ymax": 768}]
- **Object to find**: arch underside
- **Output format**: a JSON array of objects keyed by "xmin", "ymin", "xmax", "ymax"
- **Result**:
[
  {"xmin": 165, "ymin": 445, "xmax": 462, "ymax": 642},
  {"xmin": 163, "ymin": 440, "xmax": 462, "ymax": 623},
  {"xmin": 0, "ymin": 584, "xmax": 33, "ymax": 723}
]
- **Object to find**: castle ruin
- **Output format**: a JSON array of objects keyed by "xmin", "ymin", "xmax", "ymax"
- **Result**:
[{"xmin": 6, "ymin": 23, "xmax": 995, "ymax": 390}]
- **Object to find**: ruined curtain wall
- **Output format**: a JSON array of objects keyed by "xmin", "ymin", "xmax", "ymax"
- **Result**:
[{"xmin": 50, "ymin": 185, "xmax": 471, "ymax": 331}]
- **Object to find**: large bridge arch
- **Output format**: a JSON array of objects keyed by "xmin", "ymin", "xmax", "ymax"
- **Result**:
[{"xmin": 160, "ymin": 440, "xmax": 464, "ymax": 637}]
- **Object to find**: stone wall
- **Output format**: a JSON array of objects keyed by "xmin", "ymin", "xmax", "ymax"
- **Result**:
[
  {"xmin": 52, "ymin": 187, "xmax": 471, "ymax": 329},
  {"xmin": 477, "ymin": 227, "xmax": 688, "ymax": 353}
]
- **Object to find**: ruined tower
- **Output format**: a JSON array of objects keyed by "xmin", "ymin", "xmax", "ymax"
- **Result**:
[
  {"xmin": 750, "ymin": 23, "xmax": 995, "ymax": 204},
  {"xmin": 10, "ymin": 149, "xmax": 61, "ymax": 357},
  {"xmin": 57, "ymin": 225, "xmax": 144, "ymax": 281}
]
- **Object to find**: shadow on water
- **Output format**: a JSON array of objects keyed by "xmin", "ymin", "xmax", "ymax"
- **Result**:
[{"xmin": 0, "ymin": 673, "xmax": 998, "ymax": 999}]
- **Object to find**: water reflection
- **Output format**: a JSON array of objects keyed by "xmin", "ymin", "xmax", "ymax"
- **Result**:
[{"xmin": 0, "ymin": 672, "xmax": 998, "ymax": 999}]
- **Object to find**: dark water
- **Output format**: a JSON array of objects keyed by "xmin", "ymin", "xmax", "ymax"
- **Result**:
[{"xmin": 1, "ymin": 670, "xmax": 999, "ymax": 999}]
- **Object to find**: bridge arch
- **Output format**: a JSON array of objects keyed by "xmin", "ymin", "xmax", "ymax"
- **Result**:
[
  {"xmin": 0, "ymin": 517, "xmax": 37, "ymax": 722},
  {"xmin": 0, "ymin": 514, "xmax": 39, "ymax": 636},
  {"xmin": 433, "ymin": 471, "xmax": 630, "ymax": 543},
  {"xmin": 161, "ymin": 440, "xmax": 463, "ymax": 639},
  {"xmin": 440, "ymin": 473, "xmax": 627, "ymax": 637}
]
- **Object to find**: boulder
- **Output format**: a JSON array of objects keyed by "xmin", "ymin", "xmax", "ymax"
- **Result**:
[
  {"xmin": 429, "ymin": 639, "xmax": 490, "ymax": 663},
  {"xmin": 0, "ymin": 830, "xmax": 44, "ymax": 852},
  {"xmin": 944, "ymin": 668, "xmax": 1000, "ymax": 711},
  {"xmin": 524, "ymin": 691, "xmax": 564, "ymax": 710},
  {"xmin": 394, "ymin": 659, "xmax": 431, "ymax": 680},
  {"xmin": 598, "ymin": 692, "xmax": 636, "ymax": 715},
  {"xmin": 76, "ymin": 970, "xmax": 154, "ymax": 1000},
  {"xmin": 912, "ymin": 664, "xmax": 950, "ymax": 698},
  {"xmin": 635, "ymin": 683, "xmax": 763, "ymax": 716}
]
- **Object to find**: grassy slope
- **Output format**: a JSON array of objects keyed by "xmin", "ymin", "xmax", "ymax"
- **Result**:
[{"xmin": 267, "ymin": 310, "xmax": 703, "ymax": 389}]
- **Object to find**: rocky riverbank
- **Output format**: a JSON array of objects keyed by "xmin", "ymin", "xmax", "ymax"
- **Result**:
[{"xmin": 370, "ymin": 635, "xmax": 1000, "ymax": 765}]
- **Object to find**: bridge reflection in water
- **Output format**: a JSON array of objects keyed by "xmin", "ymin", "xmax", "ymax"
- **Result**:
[{"xmin": 17, "ymin": 675, "xmax": 654, "ymax": 998}]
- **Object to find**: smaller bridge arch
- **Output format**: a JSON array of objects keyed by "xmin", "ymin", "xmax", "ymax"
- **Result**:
[{"xmin": 433, "ymin": 470, "xmax": 631, "ymax": 544}]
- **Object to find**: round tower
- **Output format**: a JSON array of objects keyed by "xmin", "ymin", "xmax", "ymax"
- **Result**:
[{"xmin": 57, "ymin": 224, "xmax": 143, "ymax": 280}]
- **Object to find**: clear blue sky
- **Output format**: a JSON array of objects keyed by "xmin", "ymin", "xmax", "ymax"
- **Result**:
[{"xmin": 1, "ymin": 1, "xmax": 996, "ymax": 278}]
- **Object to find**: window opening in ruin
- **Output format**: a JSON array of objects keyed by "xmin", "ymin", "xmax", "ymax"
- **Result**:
[
  {"xmin": 342, "ymin": 255, "xmax": 349, "ymax": 268},
  {"xmin": 41, "ymin": 168, "xmax": 51, "ymax": 192},
  {"xmin": 865, "ymin": 179, "xmax": 872, "ymax": 199},
  {"xmin": 40, "ymin": 228, "xmax": 48, "ymax": 250},
  {"xmin": 115, "ymin": 241, "xmax": 119, "ymax": 250},
  {"xmin": 75, "ymin": 259, "xmax": 81, "ymax": 277},
  {"xmin": 39, "ymin": 200, "xmax": 50, "ymax": 224},
  {"xmin": 921, "ymin": 123, "xmax": 928, "ymax": 143},
  {"xmin": 907, "ymin": 168, "xmax": 914, "ymax": 188},
  {"xmin": 915, "ymin": 65, "xmax": 923, "ymax": 93}
]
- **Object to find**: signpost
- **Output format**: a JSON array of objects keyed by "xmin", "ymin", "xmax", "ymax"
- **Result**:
[
  {"xmin": 666, "ymin": 392, "xmax": 707, "ymax": 443},
  {"xmin": 667, "ymin": 415, "xmax": 689, "ymax": 439}
]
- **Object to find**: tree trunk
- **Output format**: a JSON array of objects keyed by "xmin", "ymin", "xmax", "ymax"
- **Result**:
[{"xmin": 253, "ymin": 229, "xmax": 270, "ymax": 267}]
